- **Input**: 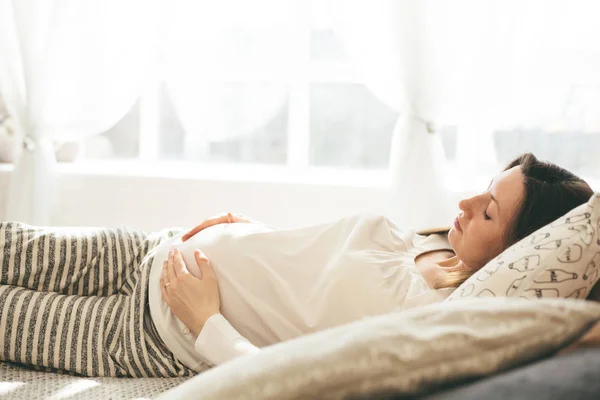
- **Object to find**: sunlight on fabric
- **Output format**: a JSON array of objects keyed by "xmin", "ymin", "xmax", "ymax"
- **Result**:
[
  {"xmin": 164, "ymin": 0, "xmax": 297, "ymax": 143},
  {"xmin": 0, "ymin": 381, "xmax": 26, "ymax": 395},
  {"xmin": 47, "ymin": 379, "xmax": 99, "ymax": 400}
]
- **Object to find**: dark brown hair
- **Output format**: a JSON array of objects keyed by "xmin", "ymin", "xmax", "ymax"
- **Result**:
[
  {"xmin": 503, "ymin": 152, "xmax": 594, "ymax": 247},
  {"xmin": 436, "ymin": 152, "xmax": 594, "ymax": 289}
]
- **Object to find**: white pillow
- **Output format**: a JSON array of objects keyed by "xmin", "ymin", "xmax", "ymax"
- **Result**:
[
  {"xmin": 157, "ymin": 298, "xmax": 600, "ymax": 400},
  {"xmin": 448, "ymin": 193, "xmax": 600, "ymax": 301}
]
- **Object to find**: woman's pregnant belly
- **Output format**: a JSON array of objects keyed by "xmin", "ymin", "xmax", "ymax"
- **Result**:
[
  {"xmin": 152, "ymin": 222, "xmax": 307, "ymax": 347},
  {"xmin": 152, "ymin": 220, "xmax": 366, "ymax": 347},
  {"xmin": 148, "ymin": 222, "xmax": 285, "ymax": 370},
  {"xmin": 149, "ymin": 213, "xmax": 424, "ymax": 355},
  {"xmin": 147, "ymin": 223, "xmax": 278, "ymax": 370},
  {"xmin": 177, "ymin": 222, "xmax": 323, "ymax": 345},
  {"xmin": 175, "ymin": 223, "xmax": 274, "ymax": 280}
]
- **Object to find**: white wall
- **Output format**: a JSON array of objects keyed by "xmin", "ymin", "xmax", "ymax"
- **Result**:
[
  {"xmin": 5, "ymin": 168, "xmax": 593, "ymax": 233},
  {"xmin": 2, "ymin": 161, "xmax": 597, "ymax": 232},
  {"xmin": 0, "ymin": 168, "xmax": 389, "ymax": 231}
]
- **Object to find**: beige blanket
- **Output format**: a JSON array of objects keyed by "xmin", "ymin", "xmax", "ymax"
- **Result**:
[{"xmin": 160, "ymin": 297, "xmax": 600, "ymax": 400}]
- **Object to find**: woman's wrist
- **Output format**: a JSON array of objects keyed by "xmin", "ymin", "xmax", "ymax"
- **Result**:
[{"xmin": 191, "ymin": 312, "xmax": 220, "ymax": 338}]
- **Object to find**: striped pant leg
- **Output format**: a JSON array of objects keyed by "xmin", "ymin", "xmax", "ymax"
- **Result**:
[
  {"xmin": 0, "ymin": 285, "xmax": 194, "ymax": 377},
  {"xmin": 0, "ymin": 223, "xmax": 193, "ymax": 377},
  {"xmin": 0, "ymin": 221, "xmax": 150, "ymax": 296},
  {"xmin": 105, "ymin": 248, "xmax": 198, "ymax": 378},
  {"xmin": 0, "ymin": 286, "xmax": 123, "ymax": 376}
]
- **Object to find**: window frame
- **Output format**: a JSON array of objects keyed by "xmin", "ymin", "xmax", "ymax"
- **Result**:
[{"xmin": 136, "ymin": 0, "xmax": 374, "ymax": 171}]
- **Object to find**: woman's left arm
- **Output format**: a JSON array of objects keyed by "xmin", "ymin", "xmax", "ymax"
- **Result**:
[
  {"xmin": 160, "ymin": 248, "xmax": 260, "ymax": 365},
  {"xmin": 161, "ymin": 249, "xmax": 222, "ymax": 336}
]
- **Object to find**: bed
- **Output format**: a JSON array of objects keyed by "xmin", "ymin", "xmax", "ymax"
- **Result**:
[
  {"xmin": 3, "ymin": 346, "xmax": 600, "ymax": 400},
  {"xmin": 2, "ymin": 341, "xmax": 600, "ymax": 400},
  {"xmin": 2, "ymin": 194, "xmax": 600, "ymax": 399},
  {"xmin": 1, "ymin": 298, "xmax": 599, "ymax": 399},
  {"xmin": 0, "ymin": 361, "xmax": 188, "ymax": 399}
]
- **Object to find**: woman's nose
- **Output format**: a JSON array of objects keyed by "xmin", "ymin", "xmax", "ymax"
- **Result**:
[{"xmin": 458, "ymin": 196, "xmax": 475, "ymax": 218}]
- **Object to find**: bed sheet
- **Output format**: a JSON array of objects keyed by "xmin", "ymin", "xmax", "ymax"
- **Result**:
[{"xmin": 0, "ymin": 361, "xmax": 189, "ymax": 400}]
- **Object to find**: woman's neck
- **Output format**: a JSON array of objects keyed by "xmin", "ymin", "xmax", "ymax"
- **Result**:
[{"xmin": 437, "ymin": 255, "xmax": 474, "ymax": 273}]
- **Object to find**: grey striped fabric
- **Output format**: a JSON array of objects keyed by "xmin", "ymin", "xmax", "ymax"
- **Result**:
[{"xmin": 0, "ymin": 222, "xmax": 195, "ymax": 378}]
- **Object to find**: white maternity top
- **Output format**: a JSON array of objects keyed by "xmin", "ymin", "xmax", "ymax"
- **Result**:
[{"xmin": 148, "ymin": 213, "xmax": 455, "ymax": 371}]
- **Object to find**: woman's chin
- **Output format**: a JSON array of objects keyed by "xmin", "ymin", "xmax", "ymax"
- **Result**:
[
  {"xmin": 448, "ymin": 226, "xmax": 459, "ymax": 237},
  {"xmin": 447, "ymin": 228, "xmax": 459, "ymax": 248}
]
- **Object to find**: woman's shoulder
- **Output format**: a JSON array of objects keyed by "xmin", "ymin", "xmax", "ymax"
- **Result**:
[
  {"xmin": 413, "ymin": 226, "xmax": 454, "ymax": 255},
  {"xmin": 342, "ymin": 213, "xmax": 451, "ymax": 235},
  {"xmin": 348, "ymin": 213, "xmax": 451, "ymax": 235},
  {"xmin": 343, "ymin": 212, "xmax": 400, "ymax": 228},
  {"xmin": 339, "ymin": 213, "xmax": 451, "ymax": 241}
]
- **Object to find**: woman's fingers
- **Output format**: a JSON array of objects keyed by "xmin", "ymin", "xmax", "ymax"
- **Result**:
[
  {"xmin": 159, "ymin": 248, "xmax": 221, "ymax": 338},
  {"xmin": 182, "ymin": 224, "xmax": 205, "ymax": 242},
  {"xmin": 194, "ymin": 249, "xmax": 215, "ymax": 280},
  {"xmin": 182, "ymin": 213, "xmax": 240, "ymax": 242},
  {"xmin": 166, "ymin": 250, "xmax": 177, "ymax": 284},
  {"xmin": 159, "ymin": 275, "xmax": 169, "ymax": 303},
  {"xmin": 172, "ymin": 248, "xmax": 189, "ymax": 278},
  {"xmin": 182, "ymin": 216, "xmax": 225, "ymax": 241},
  {"xmin": 162, "ymin": 260, "xmax": 168, "ymax": 281},
  {"xmin": 161, "ymin": 260, "xmax": 169, "ymax": 292}
]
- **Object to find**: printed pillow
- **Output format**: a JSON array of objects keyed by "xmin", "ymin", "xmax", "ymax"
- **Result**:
[{"xmin": 448, "ymin": 193, "xmax": 600, "ymax": 301}]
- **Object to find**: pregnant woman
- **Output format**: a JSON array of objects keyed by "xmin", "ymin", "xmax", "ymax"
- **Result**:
[{"xmin": 0, "ymin": 153, "xmax": 594, "ymax": 377}]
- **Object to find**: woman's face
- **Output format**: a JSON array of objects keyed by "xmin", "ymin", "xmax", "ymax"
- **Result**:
[{"xmin": 448, "ymin": 166, "xmax": 525, "ymax": 271}]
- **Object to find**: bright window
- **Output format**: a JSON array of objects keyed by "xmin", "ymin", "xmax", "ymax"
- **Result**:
[
  {"xmin": 82, "ymin": 0, "xmax": 600, "ymax": 186},
  {"xmin": 84, "ymin": 0, "xmax": 401, "ymax": 172}
]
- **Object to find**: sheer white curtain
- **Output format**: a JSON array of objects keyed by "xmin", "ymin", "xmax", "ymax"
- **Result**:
[
  {"xmin": 332, "ymin": 0, "xmax": 459, "ymax": 229},
  {"xmin": 0, "ymin": 0, "xmax": 158, "ymax": 224},
  {"xmin": 162, "ymin": 0, "xmax": 298, "ymax": 159},
  {"xmin": 450, "ymin": 0, "xmax": 600, "ymax": 170},
  {"xmin": 332, "ymin": 0, "xmax": 600, "ymax": 229}
]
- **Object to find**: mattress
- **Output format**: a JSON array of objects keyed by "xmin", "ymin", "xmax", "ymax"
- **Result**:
[{"xmin": 0, "ymin": 361, "xmax": 190, "ymax": 399}]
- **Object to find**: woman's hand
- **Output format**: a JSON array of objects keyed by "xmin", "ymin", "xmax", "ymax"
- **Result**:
[
  {"xmin": 160, "ymin": 248, "xmax": 221, "ymax": 338},
  {"xmin": 182, "ymin": 212, "xmax": 251, "ymax": 242}
]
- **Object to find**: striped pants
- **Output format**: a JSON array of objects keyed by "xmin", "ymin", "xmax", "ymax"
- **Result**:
[{"xmin": 0, "ymin": 222, "xmax": 195, "ymax": 378}]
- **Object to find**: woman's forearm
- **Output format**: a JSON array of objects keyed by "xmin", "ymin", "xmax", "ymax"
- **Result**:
[{"xmin": 195, "ymin": 314, "xmax": 260, "ymax": 366}]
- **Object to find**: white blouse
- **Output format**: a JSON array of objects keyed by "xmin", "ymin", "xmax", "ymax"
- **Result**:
[{"xmin": 148, "ymin": 213, "xmax": 454, "ymax": 371}]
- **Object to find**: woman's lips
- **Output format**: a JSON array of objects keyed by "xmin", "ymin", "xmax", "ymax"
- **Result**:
[{"xmin": 453, "ymin": 217, "xmax": 462, "ymax": 232}]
